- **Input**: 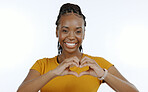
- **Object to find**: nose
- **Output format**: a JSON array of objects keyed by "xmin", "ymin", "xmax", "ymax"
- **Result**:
[{"xmin": 68, "ymin": 31, "xmax": 75, "ymax": 40}]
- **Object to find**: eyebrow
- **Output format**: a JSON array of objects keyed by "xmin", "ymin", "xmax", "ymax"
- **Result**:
[
  {"xmin": 61, "ymin": 26, "xmax": 69, "ymax": 29},
  {"xmin": 61, "ymin": 26, "xmax": 82, "ymax": 29},
  {"xmin": 76, "ymin": 27, "xmax": 82, "ymax": 29}
]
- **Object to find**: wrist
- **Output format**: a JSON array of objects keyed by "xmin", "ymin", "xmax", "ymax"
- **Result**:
[
  {"xmin": 49, "ymin": 70, "xmax": 59, "ymax": 77},
  {"xmin": 98, "ymin": 69, "xmax": 108, "ymax": 80}
]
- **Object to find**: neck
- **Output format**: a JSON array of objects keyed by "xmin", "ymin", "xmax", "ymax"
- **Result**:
[{"xmin": 58, "ymin": 50, "xmax": 83, "ymax": 64}]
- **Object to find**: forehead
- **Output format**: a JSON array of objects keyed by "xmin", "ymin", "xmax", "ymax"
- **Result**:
[{"xmin": 59, "ymin": 13, "xmax": 84, "ymax": 27}]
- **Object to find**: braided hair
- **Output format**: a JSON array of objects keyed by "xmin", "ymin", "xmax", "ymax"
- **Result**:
[{"xmin": 56, "ymin": 3, "xmax": 86, "ymax": 55}]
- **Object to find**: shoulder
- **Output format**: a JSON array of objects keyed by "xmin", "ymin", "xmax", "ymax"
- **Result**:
[
  {"xmin": 36, "ymin": 56, "xmax": 57, "ymax": 63},
  {"xmin": 35, "ymin": 56, "xmax": 57, "ymax": 66},
  {"xmin": 31, "ymin": 55, "xmax": 58, "ymax": 74}
]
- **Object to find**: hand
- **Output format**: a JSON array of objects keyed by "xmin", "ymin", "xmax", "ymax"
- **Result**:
[
  {"xmin": 53, "ymin": 56, "xmax": 80, "ymax": 77},
  {"xmin": 79, "ymin": 56, "xmax": 105, "ymax": 78}
]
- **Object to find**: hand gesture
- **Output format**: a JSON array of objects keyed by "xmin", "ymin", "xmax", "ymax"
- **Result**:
[
  {"xmin": 53, "ymin": 56, "xmax": 80, "ymax": 77},
  {"xmin": 79, "ymin": 56, "xmax": 104, "ymax": 78}
]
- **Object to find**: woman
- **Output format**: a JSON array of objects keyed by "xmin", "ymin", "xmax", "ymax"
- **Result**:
[{"xmin": 17, "ymin": 3, "xmax": 139, "ymax": 92}]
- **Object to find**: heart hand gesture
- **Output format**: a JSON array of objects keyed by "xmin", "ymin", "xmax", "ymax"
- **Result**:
[
  {"xmin": 53, "ymin": 56, "xmax": 105, "ymax": 78},
  {"xmin": 79, "ymin": 56, "xmax": 104, "ymax": 78},
  {"xmin": 53, "ymin": 56, "xmax": 80, "ymax": 77}
]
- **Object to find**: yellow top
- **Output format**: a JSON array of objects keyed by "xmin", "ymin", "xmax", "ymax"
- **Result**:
[{"xmin": 31, "ymin": 53, "xmax": 113, "ymax": 92}]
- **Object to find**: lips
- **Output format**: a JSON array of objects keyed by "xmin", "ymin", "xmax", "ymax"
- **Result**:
[
  {"xmin": 64, "ymin": 42, "xmax": 78, "ymax": 49},
  {"xmin": 66, "ymin": 43, "xmax": 76, "ymax": 45}
]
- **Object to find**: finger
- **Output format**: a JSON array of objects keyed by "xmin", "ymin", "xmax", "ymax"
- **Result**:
[
  {"xmin": 78, "ymin": 71, "xmax": 90, "ymax": 77},
  {"xmin": 56, "ymin": 59, "xmax": 79, "ymax": 76},
  {"xmin": 81, "ymin": 56, "xmax": 93, "ymax": 65},
  {"xmin": 59, "ymin": 62, "xmax": 77, "ymax": 72},
  {"xmin": 73, "ymin": 56, "xmax": 80, "ymax": 65},
  {"xmin": 80, "ymin": 56, "xmax": 87, "ymax": 65},
  {"xmin": 81, "ymin": 58, "xmax": 97, "ymax": 66},
  {"xmin": 80, "ymin": 58, "xmax": 89, "ymax": 66},
  {"xmin": 64, "ymin": 62, "xmax": 79, "ymax": 68},
  {"xmin": 67, "ymin": 71, "xmax": 79, "ymax": 77},
  {"xmin": 64, "ymin": 56, "xmax": 80, "ymax": 65},
  {"xmin": 80, "ymin": 63, "xmax": 95, "ymax": 69},
  {"xmin": 62, "ymin": 67, "xmax": 79, "ymax": 77},
  {"xmin": 80, "ymin": 63, "xmax": 103, "ymax": 77},
  {"xmin": 81, "ymin": 56, "xmax": 87, "ymax": 62}
]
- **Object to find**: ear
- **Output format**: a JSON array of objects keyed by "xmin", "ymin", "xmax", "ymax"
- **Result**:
[{"xmin": 56, "ymin": 27, "xmax": 58, "ymax": 38}]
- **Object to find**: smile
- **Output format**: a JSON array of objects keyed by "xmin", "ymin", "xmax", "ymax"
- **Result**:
[
  {"xmin": 66, "ymin": 43, "xmax": 76, "ymax": 46},
  {"xmin": 64, "ymin": 42, "xmax": 78, "ymax": 48}
]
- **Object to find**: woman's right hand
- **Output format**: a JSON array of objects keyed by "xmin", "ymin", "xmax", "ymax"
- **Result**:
[{"xmin": 52, "ymin": 56, "xmax": 80, "ymax": 77}]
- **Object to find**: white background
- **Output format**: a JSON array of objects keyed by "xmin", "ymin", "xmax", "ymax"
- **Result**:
[{"xmin": 0, "ymin": 0, "xmax": 148, "ymax": 92}]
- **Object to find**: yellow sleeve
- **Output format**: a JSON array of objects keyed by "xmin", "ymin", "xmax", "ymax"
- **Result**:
[
  {"xmin": 30, "ymin": 60, "xmax": 42, "ymax": 74},
  {"xmin": 96, "ymin": 57, "xmax": 114, "ymax": 70}
]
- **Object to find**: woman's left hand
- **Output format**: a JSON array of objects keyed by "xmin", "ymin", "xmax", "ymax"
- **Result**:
[{"xmin": 79, "ymin": 56, "xmax": 104, "ymax": 78}]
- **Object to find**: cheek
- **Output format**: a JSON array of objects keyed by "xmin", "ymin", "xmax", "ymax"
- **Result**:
[
  {"xmin": 76, "ymin": 35, "xmax": 83, "ymax": 43},
  {"xmin": 59, "ymin": 33, "xmax": 66, "ymax": 40}
]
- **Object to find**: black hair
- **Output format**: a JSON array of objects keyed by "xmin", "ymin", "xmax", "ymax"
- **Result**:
[
  {"xmin": 56, "ymin": 3, "xmax": 86, "ymax": 55},
  {"xmin": 56, "ymin": 3, "xmax": 86, "ymax": 26}
]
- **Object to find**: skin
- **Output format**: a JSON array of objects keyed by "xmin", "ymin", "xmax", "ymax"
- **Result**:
[
  {"xmin": 17, "ymin": 12, "xmax": 139, "ymax": 92},
  {"xmin": 56, "ymin": 13, "xmax": 85, "ymax": 62}
]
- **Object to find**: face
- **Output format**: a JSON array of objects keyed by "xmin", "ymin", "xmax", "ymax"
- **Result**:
[{"xmin": 56, "ymin": 13, "xmax": 85, "ymax": 54}]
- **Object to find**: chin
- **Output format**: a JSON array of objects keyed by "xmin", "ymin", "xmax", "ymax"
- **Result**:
[{"xmin": 64, "ymin": 48, "xmax": 79, "ymax": 54}]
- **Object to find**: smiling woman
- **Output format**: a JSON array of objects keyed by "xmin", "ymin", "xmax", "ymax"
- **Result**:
[
  {"xmin": 56, "ymin": 13, "xmax": 85, "ymax": 56},
  {"xmin": 17, "ymin": 3, "xmax": 139, "ymax": 92}
]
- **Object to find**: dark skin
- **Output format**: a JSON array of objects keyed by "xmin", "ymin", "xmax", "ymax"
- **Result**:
[
  {"xmin": 56, "ymin": 13, "xmax": 85, "ymax": 64},
  {"xmin": 57, "ymin": 13, "xmax": 138, "ymax": 91},
  {"xmin": 17, "ymin": 12, "xmax": 139, "ymax": 92},
  {"xmin": 55, "ymin": 13, "xmax": 105, "ymax": 78}
]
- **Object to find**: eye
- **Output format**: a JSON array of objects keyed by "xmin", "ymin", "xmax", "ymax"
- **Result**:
[
  {"xmin": 62, "ymin": 30, "xmax": 68, "ymax": 33},
  {"xmin": 76, "ymin": 30, "xmax": 81, "ymax": 33}
]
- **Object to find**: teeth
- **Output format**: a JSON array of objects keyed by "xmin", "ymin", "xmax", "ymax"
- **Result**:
[{"xmin": 66, "ymin": 43, "xmax": 76, "ymax": 46}]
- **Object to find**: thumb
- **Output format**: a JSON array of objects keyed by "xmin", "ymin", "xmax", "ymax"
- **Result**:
[
  {"xmin": 67, "ymin": 71, "xmax": 79, "ymax": 77},
  {"xmin": 78, "ymin": 71, "xmax": 90, "ymax": 77}
]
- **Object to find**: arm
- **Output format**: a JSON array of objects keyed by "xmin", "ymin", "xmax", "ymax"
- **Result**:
[
  {"xmin": 17, "ymin": 69, "xmax": 57, "ymax": 92},
  {"xmin": 17, "ymin": 56, "xmax": 80, "ymax": 92},
  {"xmin": 104, "ymin": 66, "xmax": 139, "ymax": 92},
  {"xmin": 79, "ymin": 56, "xmax": 139, "ymax": 92}
]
